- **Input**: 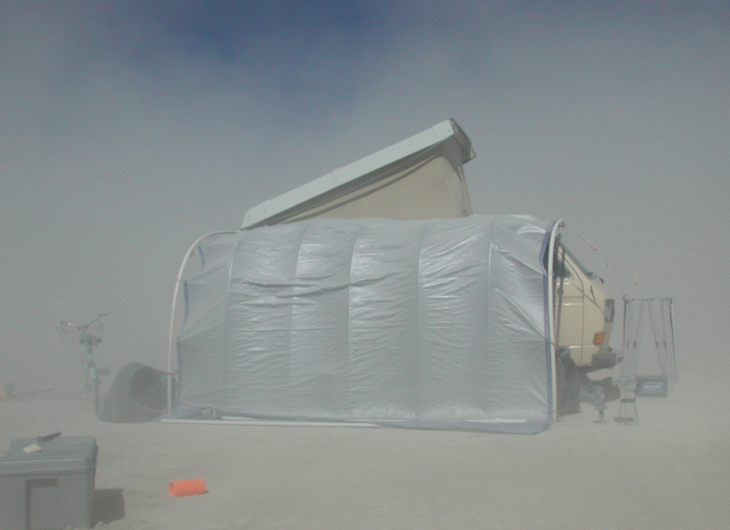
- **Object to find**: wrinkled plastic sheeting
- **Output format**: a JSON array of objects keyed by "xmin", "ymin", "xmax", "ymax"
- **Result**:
[{"xmin": 177, "ymin": 215, "xmax": 554, "ymax": 433}]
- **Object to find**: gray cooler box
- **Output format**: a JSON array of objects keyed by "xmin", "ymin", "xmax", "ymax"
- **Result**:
[
  {"xmin": 0, "ymin": 436, "xmax": 98, "ymax": 530},
  {"xmin": 635, "ymin": 375, "xmax": 668, "ymax": 397}
]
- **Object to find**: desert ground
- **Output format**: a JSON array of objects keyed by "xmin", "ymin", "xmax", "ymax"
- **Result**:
[{"xmin": 2, "ymin": 368, "xmax": 728, "ymax": 530}]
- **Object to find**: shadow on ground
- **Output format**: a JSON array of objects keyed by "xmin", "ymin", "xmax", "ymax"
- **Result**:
[{"xmin": 94, "ymin": 488, "xmax": 125, "ymax": 525}]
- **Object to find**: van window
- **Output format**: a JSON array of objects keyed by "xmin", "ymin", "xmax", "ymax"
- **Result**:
[
  {"xmin": 555, "ymin": 244, "xmax": 602, "ymax": 282},
  {"xmin": 553, "ymin": 252, "xmax": 572, "ymax": 279}
]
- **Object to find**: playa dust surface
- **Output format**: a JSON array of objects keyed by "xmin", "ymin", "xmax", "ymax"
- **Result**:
[{"xmin": 1, "ymin": 370, "xmax": 728, "ymax": 529}]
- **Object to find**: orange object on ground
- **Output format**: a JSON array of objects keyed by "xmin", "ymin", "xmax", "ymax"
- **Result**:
[{"xmin": 168, "ymin": 478, "xmax": 207, "ymax": 496}]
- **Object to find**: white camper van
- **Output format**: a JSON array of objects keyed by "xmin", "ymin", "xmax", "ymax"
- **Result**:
[
  {"xmin": 552, "ymin": 244, "xmax": 617, "ymax": 371},
  {"xmin": 238, "ymin": 119, "xmax": 618, "ymax": 373}
]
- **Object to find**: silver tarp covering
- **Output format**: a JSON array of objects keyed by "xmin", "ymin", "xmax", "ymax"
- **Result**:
[{"xmin": 177, "ymin": 215, "xmax": 555, "ymax": 433}]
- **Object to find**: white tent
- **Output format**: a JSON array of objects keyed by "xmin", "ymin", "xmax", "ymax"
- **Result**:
[{"xmin": 175, "ymin": 215, "xmax": 559, "ymax": 433}]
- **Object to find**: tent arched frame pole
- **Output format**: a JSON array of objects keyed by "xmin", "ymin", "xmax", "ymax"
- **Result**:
[
  {"xmin": 165, "ymin": 231, "xmax": 239, "ymax": 413},
  {"xmin": 546, "ymin": 219, "xmax": 565, "ymax": 422}
]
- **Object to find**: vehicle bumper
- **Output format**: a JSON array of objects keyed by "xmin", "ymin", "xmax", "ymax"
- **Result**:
[{"xmin": 590, "ymin": 351, "xmax": 620, "ymax": 370}]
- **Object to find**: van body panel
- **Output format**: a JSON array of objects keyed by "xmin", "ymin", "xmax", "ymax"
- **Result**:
[{"xmin": 553, "ymin": 245, "xmax": 616, "ymax": 371}]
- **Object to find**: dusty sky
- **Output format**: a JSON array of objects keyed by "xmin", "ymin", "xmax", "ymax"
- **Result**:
[{"xmin": 1, "ymin": 1, "xmax": 728, "ymax": 392}]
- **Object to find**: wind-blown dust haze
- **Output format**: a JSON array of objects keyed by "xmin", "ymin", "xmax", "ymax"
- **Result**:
[{"xmin": 1, "ymin": 1, "xmax": 728, "ymax": 392}]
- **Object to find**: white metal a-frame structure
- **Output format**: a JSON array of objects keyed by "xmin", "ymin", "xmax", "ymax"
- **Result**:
[{"xmin": 620, "ymin": 297, "xmax": 678, "ymax": 386}]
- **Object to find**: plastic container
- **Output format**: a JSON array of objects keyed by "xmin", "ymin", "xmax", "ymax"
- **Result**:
[
  {"xmin": 635, "ymin": 375, "xmax": 668, "ymax": 397},
  {"xmin": 0, "ymin": 436, "xmax": 98, "ymax": 530}
]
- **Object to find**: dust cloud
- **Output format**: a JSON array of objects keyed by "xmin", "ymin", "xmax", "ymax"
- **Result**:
[{"xmin": 1, "ymin": 4, "xmax": 729, "ymax": 527}]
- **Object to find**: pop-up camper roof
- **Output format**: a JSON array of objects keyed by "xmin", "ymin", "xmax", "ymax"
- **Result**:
[{"xmin": 241, "ymin": 119, "xmax": 476, "ymax": 229}]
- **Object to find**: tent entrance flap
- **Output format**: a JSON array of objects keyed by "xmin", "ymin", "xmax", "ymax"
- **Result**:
[{"xmin": 177, "ymin": 215, "xmax": 555, "ymax": 433}]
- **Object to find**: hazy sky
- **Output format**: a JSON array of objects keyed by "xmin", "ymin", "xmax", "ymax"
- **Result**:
[{"xmin": 2, "ymin": 1, "xmax": 728, "ymax": 392}]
